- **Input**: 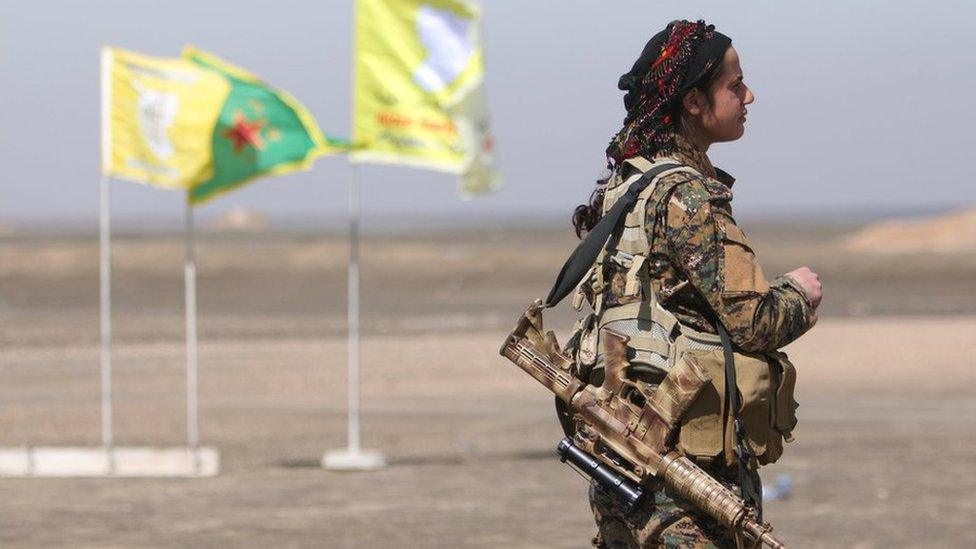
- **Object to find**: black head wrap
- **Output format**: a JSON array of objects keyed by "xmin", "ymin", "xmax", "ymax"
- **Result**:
[{"xmin": 607, "ymin": 20, "xmax": 731, "ymax": 165}]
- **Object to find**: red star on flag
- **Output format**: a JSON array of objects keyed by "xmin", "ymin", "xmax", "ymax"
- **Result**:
[{"xmin": 223, "ymin": 112, "xmax": 266, "ymax": 152}]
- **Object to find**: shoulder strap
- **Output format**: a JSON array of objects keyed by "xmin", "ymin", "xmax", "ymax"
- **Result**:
[
  {"xmin": 544, "ymin": 163, "xmax": 680, "ymax": 308},
  {"xmin": 625, "ymin": 164, "xmax": 702, "ymax": 255},
  {"xmin": 717, "ymin": 323, "xmax": 764, "ymax": 519}
]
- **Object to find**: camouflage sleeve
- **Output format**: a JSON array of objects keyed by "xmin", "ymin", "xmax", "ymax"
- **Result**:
[{"xmin": 663, "ymin": 181, "xmax": 817, "ymax": 352}]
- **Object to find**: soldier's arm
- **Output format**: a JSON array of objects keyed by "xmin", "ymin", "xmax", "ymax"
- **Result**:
[{"xmin": 662, "ymin": 181, "xmax": 817, "ymax": 352}]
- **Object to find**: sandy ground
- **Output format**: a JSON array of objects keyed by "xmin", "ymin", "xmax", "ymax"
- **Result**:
[{"xmin": 1, "ymin": 226, "xmax": 975, "ymax": 548}]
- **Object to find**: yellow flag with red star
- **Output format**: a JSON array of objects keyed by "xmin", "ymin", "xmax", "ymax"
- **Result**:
[{"xmin": 101, "ymin": 46, "xmax": 348, "ymax": 204}]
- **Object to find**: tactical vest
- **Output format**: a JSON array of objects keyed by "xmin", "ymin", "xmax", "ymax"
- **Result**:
[{"xmin": 566, "ymin": 156, "xmax": 798, "ymax": 469}]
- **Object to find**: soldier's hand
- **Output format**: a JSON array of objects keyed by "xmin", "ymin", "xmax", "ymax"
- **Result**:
[{"xmin": 786, "ymin": 266, "xmax": 822, "ymax": 309}]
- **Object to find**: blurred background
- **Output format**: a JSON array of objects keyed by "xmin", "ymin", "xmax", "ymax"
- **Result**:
[{"xmin": 2, "ymin": 1, "xmax": 975, "ymax": 547}]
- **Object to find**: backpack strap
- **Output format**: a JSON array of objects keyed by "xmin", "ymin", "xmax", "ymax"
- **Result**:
[
  {"xmin": 618, "ymin": 164, "xmax": 701, "ymax": 296},
  {"xmin": 544, "ymin": 162, "xmax": 680, "ymax": 308}
]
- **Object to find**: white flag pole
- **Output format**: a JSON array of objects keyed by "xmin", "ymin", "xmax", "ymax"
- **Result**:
[
  {"xmin": 99, "ymin": 47, "xmax": 115, "ymax": 473},
  {"xmin": 347, "ymin": 166, "xmax": 362, "ymax": 454},
  {"xmin": 98, "ymin": 177, "xmax": 114, "ymax": 470},
  {"xmin": 322, "ymin": 164, "xmax": 385, "ymax": 470},
  {"xmin": 184, "ymin": 197, "xmax": 201, "ymax": 473}
]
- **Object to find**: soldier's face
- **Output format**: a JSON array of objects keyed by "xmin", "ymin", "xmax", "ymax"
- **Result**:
[{"xmin": 686, "ymin": 46, "xmax": 755, "ymax": 145}]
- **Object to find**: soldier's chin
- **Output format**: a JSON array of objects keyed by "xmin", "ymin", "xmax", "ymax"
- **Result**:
[
  {"xmin": 728, "ymin": 122, "xmax": 746, "ymax": 141},
  {"xmin": 715, "ymin": 124, "xmax": 746, "ymax": 143}
]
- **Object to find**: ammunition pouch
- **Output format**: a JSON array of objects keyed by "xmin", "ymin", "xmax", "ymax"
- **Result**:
[{"xmin": 675, "ymin": 348, "xmax": 798, "ymax": 468}]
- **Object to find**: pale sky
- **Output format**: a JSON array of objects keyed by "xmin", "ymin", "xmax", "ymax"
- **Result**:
[{"xmin": 1, "ymin": 1, "xmax": 973, "ymax": 229}]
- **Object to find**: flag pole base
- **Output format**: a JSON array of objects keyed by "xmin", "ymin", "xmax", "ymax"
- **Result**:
[
  {"xmin": 0, "ymin": 446, "xmax": 219, "ymax": 478},
  {"xmin": 321, "ymin": 448, "xmax": 386, "ymax": 471}
]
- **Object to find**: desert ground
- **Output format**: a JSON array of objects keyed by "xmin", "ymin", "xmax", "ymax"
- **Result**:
[{"xmin": 1, "ymin": 220, "xmax": 975, "ymax": 548}]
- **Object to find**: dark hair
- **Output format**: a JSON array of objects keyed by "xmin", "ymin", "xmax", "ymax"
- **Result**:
[{"xmin": 572, "ymin": 179, "xmax": 608, "ymax": 238}]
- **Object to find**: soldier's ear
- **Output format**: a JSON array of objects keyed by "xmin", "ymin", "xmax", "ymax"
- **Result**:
[{"xmin": 682, "ymin": 88, "xmax": 707, "ymax": 117}]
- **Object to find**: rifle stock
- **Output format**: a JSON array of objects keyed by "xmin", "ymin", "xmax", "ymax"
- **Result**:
[{"xmin": 500, "ymin": 302, "xmax": 786, "ymax": 549}]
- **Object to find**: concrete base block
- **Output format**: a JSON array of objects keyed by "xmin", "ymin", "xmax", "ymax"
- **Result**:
[
  {"xmin": 322, "ymin": 448, "xmax": 386, "ymax": 471},
  {"xmin": 0, "ymin": 447, "xmax": 220, "ymax": 478}
]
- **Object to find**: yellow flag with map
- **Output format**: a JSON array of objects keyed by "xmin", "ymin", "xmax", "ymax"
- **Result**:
[
  {"xmin": 351, "ymin": 0, "xmax": 500, "ymax": 197},
  {"xmin": 101, "ymin": 47, "xmax": 230, "ymax": 189}
]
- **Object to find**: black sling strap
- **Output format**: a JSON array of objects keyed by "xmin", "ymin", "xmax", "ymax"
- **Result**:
[
  {"xmin": 717, "ymin": 323, "xmax": 764, "ymax": 520},
  {"xmin": 545, "ymin": 163, "xmax": 680, "ymax": 308}
]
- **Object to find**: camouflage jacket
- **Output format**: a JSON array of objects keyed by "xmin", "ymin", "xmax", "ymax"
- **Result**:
[{"xmin": 619, "ymin": 134, "xmax": 817, "ymax": 352}]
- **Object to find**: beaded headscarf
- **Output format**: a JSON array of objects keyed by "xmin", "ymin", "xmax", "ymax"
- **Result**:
[{"xmin": 606, "ymin": 20, "xmax": 731, "ymax": 167}]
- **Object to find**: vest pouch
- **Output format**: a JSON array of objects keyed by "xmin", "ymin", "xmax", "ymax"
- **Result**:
[
  {"xmin": 602, "ymin": 252, "xmax": 644, "ymax": 308},
  {"xmin": 767, "ymin": 350, "xmax": 799, "ymax": 442},
  {"xmin": 754, "ymin": 351, "xmax": 799, "ymax": 464},
  {"xmin": 732, "ymin": 351, "xmax": 773, "ymax": 465},
  {"xmin": 676, "ymin": 348, "xmax": 725, "ymax": 460},
  {"xmin": 676, "ymin": 349, "xmax": 779, "ymax": 467}
]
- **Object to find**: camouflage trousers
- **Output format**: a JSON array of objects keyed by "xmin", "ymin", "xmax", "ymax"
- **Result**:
[{"xmin": 588, "ymin": 474, "xmax": 757, "ymax": 549}]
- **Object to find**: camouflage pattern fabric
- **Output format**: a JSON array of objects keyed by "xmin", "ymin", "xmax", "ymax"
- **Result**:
[
  {"xmin": 589, "ymin": 481, "xmax": 739, "ymax": 549},
  {"xmin": 623, "ymin": 134, "xmax": 817, "ymax": 352}
]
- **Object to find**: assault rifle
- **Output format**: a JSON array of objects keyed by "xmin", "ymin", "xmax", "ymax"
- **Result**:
[{"xmin": 500, "ymin": 300, "xmax": 785, "ymax": 549}]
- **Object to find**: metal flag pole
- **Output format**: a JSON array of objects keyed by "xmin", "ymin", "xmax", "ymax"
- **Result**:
[
  {"xmin": 99, "ymin": 47, "xmax": 115, "ymax": 474},
  {"xmin": 347, "ymin": 166, "xmax": 362, "ymax": 454},
  {"xmin": 184, "ymin": 198, "xmax": 201, "ymax": 473},
  {"xmin": 323, "ymin": 164, "xmax": 385, "ymax": 470},
  {"xmin": 99, "ymin": 176, "xmax": 114, "ymax": 473}
]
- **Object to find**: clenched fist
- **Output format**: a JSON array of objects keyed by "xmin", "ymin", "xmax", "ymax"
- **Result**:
[{"xmin": 786, "ymin": 266, "xmax": 822, "ymax": 309}]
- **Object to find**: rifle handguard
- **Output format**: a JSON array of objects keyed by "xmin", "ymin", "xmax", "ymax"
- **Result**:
[{"xmin": 658, "ymin": 452, "xmax": 785, "ymax": 549}]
